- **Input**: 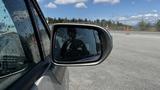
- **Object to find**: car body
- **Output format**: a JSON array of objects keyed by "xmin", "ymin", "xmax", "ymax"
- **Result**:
[{"xmin": 0, "ymin": 0, "xmax": 112, "ymax": 90}]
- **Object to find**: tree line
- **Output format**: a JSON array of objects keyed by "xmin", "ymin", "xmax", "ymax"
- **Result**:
[
  {"xmin": 46, "ymin": 17, "xmax": 132, "ymax": 31},
  {"xmin": 46, "ymin": 17, "xmax": 160, "ymax": 31},
  {"xmin": 138, "ymin": 20, "xmax": 160, "ymax": 31}
]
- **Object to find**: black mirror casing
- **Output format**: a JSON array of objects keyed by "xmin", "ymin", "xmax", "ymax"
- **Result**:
[{"xmin": 51, "ymin": 23, "xmax": 113, "ymax": 66}]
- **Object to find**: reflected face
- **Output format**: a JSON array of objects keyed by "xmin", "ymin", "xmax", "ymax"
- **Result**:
[{"xmin": 67, "ymin": 28, "xmax": 76, "ymax": 39}]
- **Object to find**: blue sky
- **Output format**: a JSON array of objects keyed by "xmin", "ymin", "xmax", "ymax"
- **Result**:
[{"xmin": 37, "ymin": 0, "xmax": 160, "ymax": 25}]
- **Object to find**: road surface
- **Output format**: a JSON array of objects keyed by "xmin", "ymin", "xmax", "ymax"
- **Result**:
[{"xmin": 69, "ymin": 31, "xmax": 160, "ymax": 90}]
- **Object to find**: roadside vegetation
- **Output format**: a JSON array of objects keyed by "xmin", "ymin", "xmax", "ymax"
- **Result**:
[
  {"xmin": 137, "ymin": 20, "xmax": 160, "ymax": 32},
  {"xmin": 46, "ymin": 17, "xmax": 160, "ymax": 32}
]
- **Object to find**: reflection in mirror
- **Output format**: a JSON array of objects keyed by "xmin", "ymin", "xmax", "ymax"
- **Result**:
[{"xmin": 53, "ymin": 27, "xmax": 101, "ymax": 62}]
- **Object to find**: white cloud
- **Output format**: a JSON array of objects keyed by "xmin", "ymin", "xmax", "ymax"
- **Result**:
[
  {"xmin": 130, "ymin": 15, "xmax": 143, "ymax": 19},
  {"xmin": 54, "ymin": 0, "xmax": 86, "ymax": 5},
  {"xmin": 117, "ymin": 17, "xmax": 127, "ymax": 21},
  {"xmin": 45, "ymin": 2, "xmax": 57, "ymax": 8},
  {"xmin": 144, "ymin": 13, "xmax": 158, "ymax": 17},
  {"xmin": 75, "ymin": 2, "xmax": 87, "ymax": 8},
  {"xmin": 116, "ymin": 12, "xmax": 160, "ymax": 25},
  {"xmin": 130, "ymin": 13, "xmax": 159, "ymax": 20},
  {"xmin": 94, "ymin": 0, "xmax": 120, "ymax": 4}
]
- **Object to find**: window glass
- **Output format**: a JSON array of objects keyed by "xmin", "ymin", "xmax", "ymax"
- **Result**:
[
  {"xmin": 4, "ymin": 0, "xmax": 41, "ymax": 63},
  {"xmin": 0, "ymin": 0, "xmax": 26, "ymax": 77},
  {"xmin": 0, "ymin": 0, "xmax": 41, "ymax": 89},
  {"xmin": 30, "ymin": 2, "xmax": 50, "ymax": 56}
]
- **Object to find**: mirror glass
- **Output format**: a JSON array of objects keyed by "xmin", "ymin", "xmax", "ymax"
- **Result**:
[{"xmin": 53, "ymin": 27, "xmax": 102, "ymax": 63}]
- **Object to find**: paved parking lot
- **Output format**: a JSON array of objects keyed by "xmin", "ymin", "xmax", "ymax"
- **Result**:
[{"xmin": 69, "ymin": 31, "xmax": 160, "ymax": 90}]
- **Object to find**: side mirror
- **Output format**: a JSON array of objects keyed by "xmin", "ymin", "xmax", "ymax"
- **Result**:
[{"xmin": 51, "ymin": 23, "xmax": 112, "ymax": 66}]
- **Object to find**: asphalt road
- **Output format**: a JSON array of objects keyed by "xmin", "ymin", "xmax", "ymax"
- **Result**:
[{"xmin": 69, "ymin": 31, "xmax": 160, "ymax": 90}]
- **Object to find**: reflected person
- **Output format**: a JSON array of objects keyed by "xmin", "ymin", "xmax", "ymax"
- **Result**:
[{"xmin": 60, "ymin": 28, "xmax": 89, "ymax": 60}]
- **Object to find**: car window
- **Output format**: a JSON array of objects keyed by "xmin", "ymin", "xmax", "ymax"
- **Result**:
[
  {"xmin": 0, "ymin": 0, "xmax": 26, "ymax": 77},
  {"xmin": 4, "ymin": 0, "xmax": 41, "ymax": 64},
  {"xmin": 30, "ymin": 2, "xmax": 50, "ymax": 57},
  {"xmin": 0, "ymin": 0, "xmax": 41, "ymax": 89}
]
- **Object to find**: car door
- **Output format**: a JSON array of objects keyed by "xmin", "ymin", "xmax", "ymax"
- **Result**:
[
  {"xmin": 0, "ymin": 0, "xmax": 68, "ymax": 90},
  {"xmin": 0, "ymin": 0, "xmax": 48, "ymax": 89},
  {"xmin": 28, "ymin": 0, "xmax": 69, "ymax": 90}
]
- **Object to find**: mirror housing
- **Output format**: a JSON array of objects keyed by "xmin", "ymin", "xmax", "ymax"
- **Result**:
[{"xmin": 51, "ymin": 23, "xmax": 112, "ymax": 66}]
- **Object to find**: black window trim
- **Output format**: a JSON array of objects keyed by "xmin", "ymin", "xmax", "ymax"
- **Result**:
[
  {"xmin": 31, "ymin": 0, "xmax": 51, "ymax": 38},
  {"xmin": 25, "ymin": 0, "xmax": 44, "ymax": 60},
  {"xmin": 28, "ymin": 0, "xmax": 51, "ymax": 58},
  {"xmin": 0, "ymin": 68, "xmax": 26, "ymax": 79}
]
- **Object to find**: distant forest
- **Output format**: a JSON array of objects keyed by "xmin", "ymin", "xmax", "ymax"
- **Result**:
[
  {"xmin": 137, "ymin": 20, "xmax": 160, "ymax": 32},
  {"xmin": 46, "ymin": 17, "xmax": 132, "ymax": 31},
  {"xmin": 46, "ymin": 17, "xmax": 160, "ymax": 31}
]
